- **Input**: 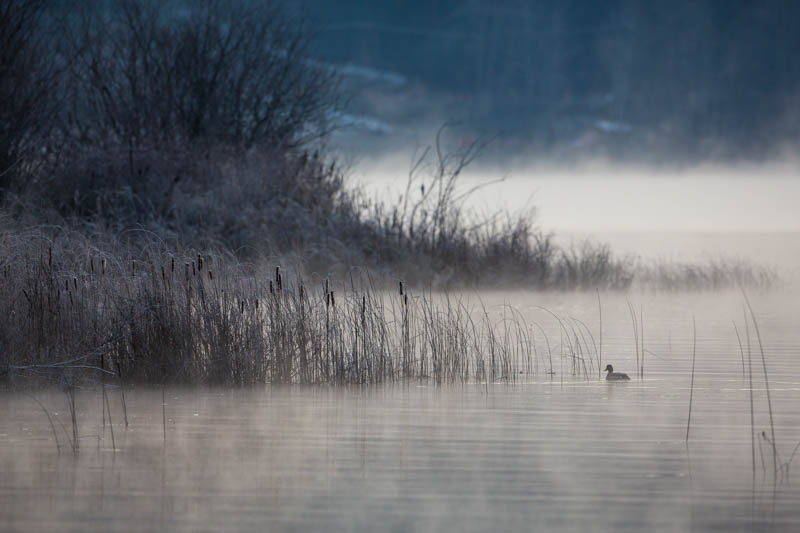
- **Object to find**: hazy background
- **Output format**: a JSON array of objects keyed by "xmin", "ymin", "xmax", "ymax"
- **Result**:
[
  {"xmin": 297, "ymin": 0, "xmax": 800, "ymax": 162},
  {"xmin": 291, "ymin": 0, "xmax": 800, "ymax": 273}
]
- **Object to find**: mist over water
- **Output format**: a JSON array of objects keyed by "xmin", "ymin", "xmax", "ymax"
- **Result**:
[
  {"xmin": 3, "ymin": 290, "xmax": 800, "ymax": 532},
  {"xmin": 353, "ymin": 154, "xmax": 800, "ymax": 278},
  {"xmin": 3, "ymin": 184, "xmax": 799, "ymax": 531}
]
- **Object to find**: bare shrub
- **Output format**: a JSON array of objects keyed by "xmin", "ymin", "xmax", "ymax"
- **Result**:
[
  {"xmin": 26, "ymin": 0, "xmax": 349, "ymax": 261},
  {"xmin": 354, "ymin": 127, "xmax": 634, "ymax": 288},
  {"xmin": 64, "ymin": 0, "xmax": 338, "ymax": 152}
]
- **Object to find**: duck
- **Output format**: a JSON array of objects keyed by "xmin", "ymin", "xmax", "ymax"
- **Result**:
[{"xmin": 604, "ymin": 364, "xmax": 630, "ymax": 381}]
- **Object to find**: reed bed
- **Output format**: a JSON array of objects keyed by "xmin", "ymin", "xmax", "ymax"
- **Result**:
[
  {"xmin": 0, "ymin": 230, "xmax": 630, "ymax": 387},
  {"xmin": 0, "ymin": 223, "xmax": 782, "ymax": 389},
  {"xmin": 633, "ymin": 257, "xmax": 778, "ymax": 291}
]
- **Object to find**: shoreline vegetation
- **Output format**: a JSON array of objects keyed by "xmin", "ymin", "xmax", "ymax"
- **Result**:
[
  {"xmin": 0, "ymin": 0, "xmax": 780, "ymax": 389},
  {"xmin": 0, "ymin": 230, "xmax": 778, "ymax": 389}
]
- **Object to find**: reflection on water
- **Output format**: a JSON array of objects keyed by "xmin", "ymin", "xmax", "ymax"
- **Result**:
[{"xmin": 2, "ymin": 290, "xmax": 799, "ymax": 532}]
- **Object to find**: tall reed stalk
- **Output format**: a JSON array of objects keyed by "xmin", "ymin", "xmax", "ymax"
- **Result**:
[
  {"xmin": 743, "ymin": 292, "xmax": 777, "ymax": 518},
  {"xmin": 686, "ymin": 316, "xmax": 696, "ymax": 443}
]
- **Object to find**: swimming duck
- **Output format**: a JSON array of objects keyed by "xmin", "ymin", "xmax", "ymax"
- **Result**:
[{"xmin": 605, "ymin": 364, "xmax": 630, "ymax": 381}]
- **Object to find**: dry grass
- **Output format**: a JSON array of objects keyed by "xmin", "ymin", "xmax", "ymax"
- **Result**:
[
  {"xmin": 0, "ymin": 226, "xmax": 632, "ymax": 387},
  {"xmin": 634, "ymin": 257, "xmax": 777, "ymax": 291},
  {"xmin": 0, "ymin": 228, "xmax": 525, "ymax": 386},
  {"xmin": 0, "ymin": 222, "xmax": 780, "ymax": 388}
]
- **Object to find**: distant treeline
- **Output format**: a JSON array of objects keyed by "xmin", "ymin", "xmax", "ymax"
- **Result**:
[{"xmin": 307, "ymin": 0, "xmax": 800, "ymax": 158}]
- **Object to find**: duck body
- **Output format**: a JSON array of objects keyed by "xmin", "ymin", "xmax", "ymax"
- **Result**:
[{"xmin": 604, "ymin": 364, "xmax": 630, "ymax": 381}]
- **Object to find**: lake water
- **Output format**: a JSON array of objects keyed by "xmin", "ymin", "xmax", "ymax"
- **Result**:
[{"xmin": 2, "ymin": 289, "xmax": 799, "ymax": 532}]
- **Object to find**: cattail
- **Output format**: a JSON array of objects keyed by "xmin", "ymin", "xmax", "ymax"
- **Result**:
[
  {"xmin": 65, "ymin": 279, "xmax": 69, "ymax": 291},
  {"xmin": 192, "ymin": 261, "xmax": 196, "ymax": 276},
  {"xmin": 361, "ymin": 295, "xmax": 366, "ymax": 319},
  {"xmin": 255, "ymin": 299, "xmax": 259, "ymax": 309},
  {"xmin": 404, "ymin": 294, "xmax": 408, "ymax": 307},
  {"xmin": 90, "ymin": 256, "xmax": 94, "ymax": 273},
  {"xmin": 331, "ymin": 291, "xmax": 336, "ymax": 307},
  {"xmin": 198, "ymin": 255, "xmax": 203, "ymax": 271},
  {"xmin": 48, "ymin": 247, "xmax": 52, "ymax": 269},
  {"xmin": 299, "ymin": 285, "xmax": 305, "ymax": 300},
  {"xmin": 399, "ymin": 281, "xmax": 403, "ymax": 296},
  {"xmin": 269, "ymin": 280, "xmax": 274, "ymax": 294},
  {"xmin": 161, "ymin": 265, "xmax": 166, "ymax": 281},
  {"xmin": 326, "ymin": 292, "xmax": 330, "ymax": 308},
  {"xmin": 73, "ymin": 277, "xmax": 77, "ymax": 290},
  {"xmin": 240, "ymin": 300, "xmax": 245, "ymax": 314},
  {"xmin": 171, "ymin": 257, "xmax": 175, "ymax": 272},
  {"xmin": 209, "ymin": 271, "xmax": 213, "ymax": 281},
  {"xmin": 132, "ymin": 260, "xmax": 135, "ymax": 277}
]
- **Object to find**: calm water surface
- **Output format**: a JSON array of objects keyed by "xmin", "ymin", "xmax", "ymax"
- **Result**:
[{"xmin": 2, "ymin": 290, "xmax": 799, "ymax": 532}]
